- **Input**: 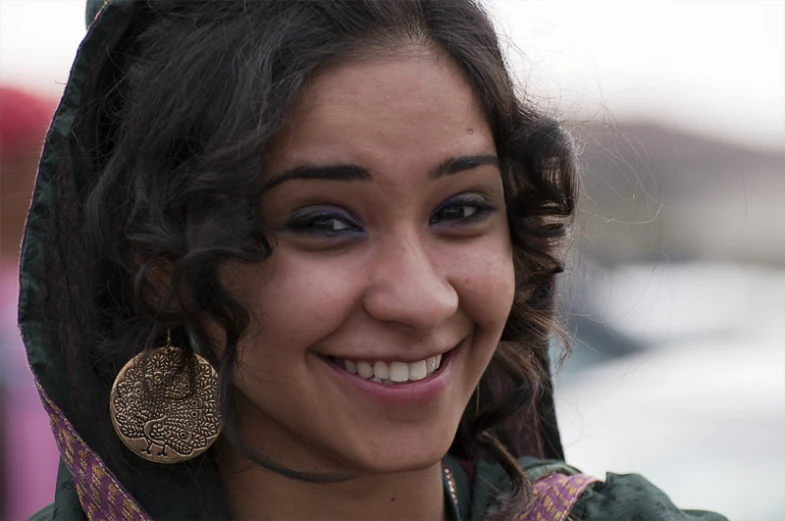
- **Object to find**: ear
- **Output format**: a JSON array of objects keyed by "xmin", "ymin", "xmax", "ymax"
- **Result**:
[{"xmin": 134, "ymin": 252, "xmax": 176, "ymax": 311}]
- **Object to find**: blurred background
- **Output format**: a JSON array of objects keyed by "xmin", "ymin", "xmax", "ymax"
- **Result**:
[{"xmin": 0, "ymin": 1, "xmax": 783, "ymax": 520}]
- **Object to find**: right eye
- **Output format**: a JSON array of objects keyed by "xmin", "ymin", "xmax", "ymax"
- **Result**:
[{"xmin": 283, "ymin": 209, "xmax": 364, "ymax": 236}]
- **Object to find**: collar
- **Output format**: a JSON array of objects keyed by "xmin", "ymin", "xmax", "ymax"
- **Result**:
[{"xmin": 442, "ymin": 455, "xmax": 471, "ymax": 521}]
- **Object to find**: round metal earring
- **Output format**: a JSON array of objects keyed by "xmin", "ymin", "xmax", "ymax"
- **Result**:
[{"xmin": 110, "ymin": 331, "xmax": 222, "ymax": 464}]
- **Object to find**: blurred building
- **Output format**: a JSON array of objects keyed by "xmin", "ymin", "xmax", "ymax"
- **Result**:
[
  {"xmin": 554, "ymin": 121, "xmax": 785, "ymax": 521},
  {"xmin": 572, "ymin": 121, "xmax": 785, "ymax": 266}
]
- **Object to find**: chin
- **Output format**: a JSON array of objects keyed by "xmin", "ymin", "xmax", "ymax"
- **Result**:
[{"xmin": 341, "ymin": 421, "xmax": 459, "ymax": 475}]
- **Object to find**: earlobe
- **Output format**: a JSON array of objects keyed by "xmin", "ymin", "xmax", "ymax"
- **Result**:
[{"xmin": 134, "ymin": 254, "xmax": 176, "ymax": 310}]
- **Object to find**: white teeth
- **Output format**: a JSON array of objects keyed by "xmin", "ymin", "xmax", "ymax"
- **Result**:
[
  {"xmin": 409, "ymin": 360, "xmax": 427, "ymax": 381},
  {"xmin": 389, "ymin": 362, "xmax": 409, "ymax": 382},
  {"xmin": 335, "ymin": 353, "xmax": 444, "ymax": 383},
  {"xmin": 373, "ymin": 361, "xmax": 390, "ymax": 379},
  {"xmin": 356, "ymin": 361, "xmax": 374, "ymax": 379}
]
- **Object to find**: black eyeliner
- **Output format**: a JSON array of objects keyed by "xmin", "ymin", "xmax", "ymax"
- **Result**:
[
  {"xmin": 430, "ymin": 193, "xmax": 498, "ymax": 226},
  {"xmin": 283, "ymin": 208, "xmax": 365, "ymax": 236}
]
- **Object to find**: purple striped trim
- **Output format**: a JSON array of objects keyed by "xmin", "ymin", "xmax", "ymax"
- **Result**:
[
  {"xmin": 516, "ymin": 472, "xmax": 600, "ymax": 521},
  {"xmin": 35, "ymin": 378, "xmax": 152, "ymax": 521}
]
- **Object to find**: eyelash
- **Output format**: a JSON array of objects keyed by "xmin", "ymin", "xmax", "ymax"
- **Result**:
[
  {"xmin": 430, "ymin": 194, "xmax": 496, "ymax": 227},
  {"xmin": 284, "ymin": 209, "xmax": 363, "ymax": 236},
  {"xmin": 284, "ymin": 194, "xmax": 497, "ymax": 236}
]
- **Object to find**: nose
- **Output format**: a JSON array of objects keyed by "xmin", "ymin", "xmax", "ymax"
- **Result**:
[{"xmin": 361, "ymin": 231, "xmax": 459, "ymax": 331}]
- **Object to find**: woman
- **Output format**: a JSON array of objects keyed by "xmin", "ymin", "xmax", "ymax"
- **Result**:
[{"xmin": 22, "ymin": 1, "xmax": 726, "ymax": 520}]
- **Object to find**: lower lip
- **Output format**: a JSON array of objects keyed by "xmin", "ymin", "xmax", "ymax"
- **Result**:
[{"xmin": 321, "ymin": 345, "xmax": 460, "ymax": 406}]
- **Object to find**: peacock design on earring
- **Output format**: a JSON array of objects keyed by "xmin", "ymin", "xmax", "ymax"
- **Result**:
[{"xmin": 110, "ymin": 330, "xmax": 222, "ymax": 463}]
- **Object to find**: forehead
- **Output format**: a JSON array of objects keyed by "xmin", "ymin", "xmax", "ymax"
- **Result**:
[{"xmin": 267, "ymin": 52, "xmax": 495, "ymax": 171}]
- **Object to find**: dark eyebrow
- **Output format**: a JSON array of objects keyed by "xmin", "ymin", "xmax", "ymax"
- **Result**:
[
  {"xmin": 262, "ymin": 164, "xmax": 371, "ymax": 191},
  {"xmin": 263, "ymin": 154, "xmax": 499, "ymax": 191},
  {"xmin": 429, "ymin": 155, "xmax": 499, "ymax": 180}
]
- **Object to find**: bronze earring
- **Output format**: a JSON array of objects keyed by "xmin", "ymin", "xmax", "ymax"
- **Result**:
[{"xmin": 110, "ymin": 330, "xmax": 222, "ymax": 463}]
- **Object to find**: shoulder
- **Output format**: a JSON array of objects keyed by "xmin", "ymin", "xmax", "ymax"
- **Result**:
[
  {"xmin": 572, "ymin": 472, "xmax": 729, "ymax": 521},
  {"xmin": 470, "ymin": 457, "xmax": 728, "ymax": 521},
  {"xmin": 26, "ymin": 503, "xmax": 54, "ymax": 521}
]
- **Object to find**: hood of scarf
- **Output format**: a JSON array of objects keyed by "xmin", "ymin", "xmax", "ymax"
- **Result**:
[{"xmin": 19, "ymin": 1, "xmax": 564, "ymax": 519}]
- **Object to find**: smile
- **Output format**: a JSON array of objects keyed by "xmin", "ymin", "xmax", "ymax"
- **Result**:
[
  {"xmin": 329, "ymin": 355, "xmax": 443, "ymax": 384},
  {"xmin": 321, "ymin": 343, "xmax": 461, "ymax": 405}
]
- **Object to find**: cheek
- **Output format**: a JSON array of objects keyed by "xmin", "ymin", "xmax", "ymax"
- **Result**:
[
  {"xmin": 223, "ymin": 250, "xmax": 364, "ymax": 361},
  {"xmin": 448, "ymin": 238, "xmax": 516, "ymax": 334}
]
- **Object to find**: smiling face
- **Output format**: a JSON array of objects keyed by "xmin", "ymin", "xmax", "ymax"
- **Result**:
[{"xmin": 221, "ymin": 51, "xmax": 515, "ymax": 475}]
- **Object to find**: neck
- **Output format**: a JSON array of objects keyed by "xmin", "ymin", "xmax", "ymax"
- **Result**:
[{"xmin": 217, "ymin": 446, "xmax": 446, "ymax": 521}]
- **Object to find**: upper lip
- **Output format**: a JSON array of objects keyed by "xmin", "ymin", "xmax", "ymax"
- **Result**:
[{"xmin": 320, "ymin": 338, "xmax": 464, "ymax": 364}]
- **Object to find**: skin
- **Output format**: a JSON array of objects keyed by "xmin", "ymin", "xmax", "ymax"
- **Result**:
[{"xmin": 217, "ymin": 50, "xmax": 515, "ymax": 521}]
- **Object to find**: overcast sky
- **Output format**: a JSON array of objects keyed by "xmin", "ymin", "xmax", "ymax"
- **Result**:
[{"xmin": 1, "ymin": 0, "xmax": 783, "ymax": 152}]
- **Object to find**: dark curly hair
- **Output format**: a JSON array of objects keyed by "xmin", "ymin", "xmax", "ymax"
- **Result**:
[{"xmin": 45, "ymin": 0, "xmax": 578, "ymax": 518}]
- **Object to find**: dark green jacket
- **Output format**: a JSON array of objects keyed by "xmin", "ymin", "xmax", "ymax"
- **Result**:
[{"xmin": 21, "ymin": 1, "xmax": 727, "ymax": 520}]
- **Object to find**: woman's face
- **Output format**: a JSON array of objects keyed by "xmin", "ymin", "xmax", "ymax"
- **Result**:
[{"xmin": 222, "ymin": 52, "xmax": 515, "ymax": 475}]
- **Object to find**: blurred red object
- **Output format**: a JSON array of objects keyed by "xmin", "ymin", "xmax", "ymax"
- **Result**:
[
  {"xmin": 0, "ymin": 85, "xmax": 59, "ymax": 521},
  {"xmin": 0, "ymin": 86, "xmax": 56, "ymax": 167}
]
